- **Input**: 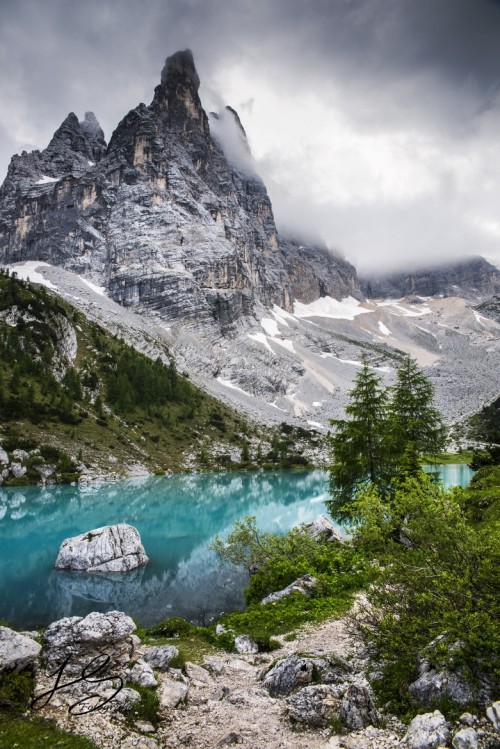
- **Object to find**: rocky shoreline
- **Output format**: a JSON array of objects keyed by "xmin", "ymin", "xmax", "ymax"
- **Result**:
[{"xmin": 1, "ymin": 607, "xmax": 498, "ymax": 749}]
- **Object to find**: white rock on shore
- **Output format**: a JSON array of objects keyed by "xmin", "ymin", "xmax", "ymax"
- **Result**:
[
  {"xmin": 43, "ymin": 610, "xmax": 136, "ymax": 675},
  {"xmin": 0, "ymin": 626, "xmax": 41, "ymax": 674},
  {"xmin": 54, "ymin": 523, "xmax": 149, "ymax": 573}
]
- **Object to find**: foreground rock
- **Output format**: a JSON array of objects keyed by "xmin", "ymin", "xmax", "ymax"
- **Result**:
[
  {"xmin": 0, "ymin": 626, "xmax": 41, "ymax": 674},
  {"xmin": 234, "ymin": 634, "xmax": 259, "ymax": 654},
  {"xmin": 55, "ymin": 523, "xmax": 149, "ymax": 573},
  {"xmin": 142, "ymin": 645, "xmax": 179, "ymax": 670},
  {"xmin": 340, "ymin": 683, "xmax": 378, "ymax": 730},
  {"xmin": 262, "ymin": 654, "xmax": 314, "ymax": 696},
  {"xmin": 408, "ymin": 664, "xmax": 493, "ymax": 707},
  {"xmin": 286, "ymin": 684, "xmax": 341, "ymax": 727},
  {"xmin": 486, "ymin": 700, "xmax": 500, "ymax": 731},
  {"xmin": 261, "ymin": 574, "xmax": 319, "ymax": 605},
  {"xmin": 158, "ymin": 677, "xmax": 189, "ymax": 711},
  {"xmin": 43, "ymin": 610, "xmax": 136, "ymax": 675},
  {"xmin": 125, "ymin": 659, "xmax": 157, "ymax": 688},
  {"xmin": 404, "ymin": 710, "xmax": 450, "ymax": 749},
  {"xmin": 304, "ymin": 515, "xmax": 343, "ymax": 543},
  {"xmin": 452, "ymin": 727, "xmax": 479, "ymax": 749}
]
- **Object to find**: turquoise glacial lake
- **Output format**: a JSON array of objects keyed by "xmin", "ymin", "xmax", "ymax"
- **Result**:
[{"xmin": 0, "ymin": 465, "xmax": 474, "ymax": 629}]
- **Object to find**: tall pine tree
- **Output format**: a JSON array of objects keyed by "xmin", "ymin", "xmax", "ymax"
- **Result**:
[
  {"xmin": 327, "ymin": 358, "xmax": 393, "ymax": 520},
  {"xmin": 389, "ymin": 355, "xmax": 446, "ymax": 459}
]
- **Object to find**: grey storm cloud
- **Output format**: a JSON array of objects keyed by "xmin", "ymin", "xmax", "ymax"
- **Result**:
[{"xmin": 1, "ymin": 0, "xmax": 500, "ymax": 272}]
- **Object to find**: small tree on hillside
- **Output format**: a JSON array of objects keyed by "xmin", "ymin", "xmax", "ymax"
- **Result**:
[
  {"xmin": 327, "ymin": 358, "xmax": 392, "ymax": 521},
  {"xmin": 389, "ymin": 356, "xmax": 447, "ymax": 459}
]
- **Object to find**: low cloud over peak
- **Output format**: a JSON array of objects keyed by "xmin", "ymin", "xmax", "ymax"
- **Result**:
[{"xmin": 1, "ymin": 0, "xmax": 500, "ymax": 272}]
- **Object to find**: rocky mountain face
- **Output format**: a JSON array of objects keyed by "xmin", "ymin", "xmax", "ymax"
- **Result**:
[
  {"xmin": 0, "ymin": 50, "xmax": 360, "ymax": 337},
  {"xmin": 361, "ymin": 256, "xmax": 500, "ymax": 299}
]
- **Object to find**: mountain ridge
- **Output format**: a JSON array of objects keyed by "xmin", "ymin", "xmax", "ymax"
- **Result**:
[
  {"xmin": 0, "ymin": 49, "xmax": 360, "ymax": 339},
  {"xmin": 361, "ymin": 255, "xmax": 500, "ymax": 299},
  {"xmin": 1, "ymin": 50, "xmax": 499, "ymax": 431}
]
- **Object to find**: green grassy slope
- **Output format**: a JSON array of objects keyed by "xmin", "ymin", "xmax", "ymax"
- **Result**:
[{"xmin": 0, "ymin": 270, "xmax": 320, "ymax": 482}]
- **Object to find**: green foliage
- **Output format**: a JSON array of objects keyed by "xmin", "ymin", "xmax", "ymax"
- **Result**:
[
  {"xmin": 467, "ymin": 395, "xmax": 500, "ymax": 445},
  {"xmin": 210, "ymin": 515, "xmax": 371, "ymax": 648},
  {"xmin": 350, "ymin": 472, "xmax": 500, "ymax": 711},
  {"xmin": 215, "ymin": 592, "xmax": 353, "ymax": 650},
  {"xmin": 327, "ymin": 355, "xmax": 446, "ymax": 521},
  {"xmin": 125, "ymin": 684, "xmax": 160, "ymax": 726},
  {"xmin": 389, "ymin": 356, "xmax": 446, "ymax": 457},
  {"xmin": 0, "ymin": 270, "xmax": 261, "ymax": 477},
  {"xmin": 209, "ymin": 516, "xmax": 271, "ymax": 574},
  {"xmin": 145, "ymin": 616, "xmax": 195, "ymax": 638},
  {"xmin": 0, "ymin": 670, "xmax": 35, "ymax": 711},
  {"xmin": 0, "ymin": 714, "xmax": 98, "ymax": 748},
  {"xmin": 459, "ymin": 464, "xmax": 500, "ymax": 525},
  {"xmin": 327, "ymin": 358, "xmax": 392, "ymax": 520}
]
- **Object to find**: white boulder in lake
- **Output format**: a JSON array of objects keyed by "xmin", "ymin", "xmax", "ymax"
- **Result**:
[{"xmin": 55, "ymin": 523, "xmax": 149, "ymax": 573}]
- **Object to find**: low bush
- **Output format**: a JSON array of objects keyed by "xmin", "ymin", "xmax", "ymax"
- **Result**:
[
  {"xmin": 145, "ymin": 616, "xmax": 195, "ymax": 638},
  {"xmin": 350, "ymin": 471, "xmax": 500, "ymax": 714}
]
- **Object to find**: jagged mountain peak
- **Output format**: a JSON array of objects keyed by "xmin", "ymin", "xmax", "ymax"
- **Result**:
[
  {"xmin": 160, "ymin": 49, "xmax": 200, "ymax": 91},
  {"xmin": 0, "ymin": 48, "xmax": 361, "ymax": 335},
  {"xmin": 225, "ymin": 106, "xmax": 248, "ymax": 139},
  {"xmin": 151, "ymin": 49, "xmax": 209, "ymax": 151},
  {"xmin": 45, "ymin": 110, "xmax": 106, "ymax": 165}
]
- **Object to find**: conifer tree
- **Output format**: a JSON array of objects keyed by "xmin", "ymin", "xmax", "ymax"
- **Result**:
[
  {"xmin": 389, "ymin": 355, "xmax": 446, "ymax": 459},
  {"xmin": 327, "ymin": 358, "xmax": 392, "ymax": 520}
]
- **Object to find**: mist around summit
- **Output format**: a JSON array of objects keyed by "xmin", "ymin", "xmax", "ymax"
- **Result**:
[{"xmin": 2, "ymin": 0, "xmax": 500, "ymax": 273}]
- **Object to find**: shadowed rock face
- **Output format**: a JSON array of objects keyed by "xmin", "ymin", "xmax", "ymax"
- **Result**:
[
  {"xmin": 0, "ymin": 49, "xmax": 360, "ymax": 337},
  {"xmin": 361, "ymin": 256, "xmax": 500, "ymax": 300}
]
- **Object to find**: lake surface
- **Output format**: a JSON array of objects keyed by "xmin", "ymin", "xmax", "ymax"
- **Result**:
[{"xmin": 0, "ymin": 465, "xmax": 474, "ymax": 629}]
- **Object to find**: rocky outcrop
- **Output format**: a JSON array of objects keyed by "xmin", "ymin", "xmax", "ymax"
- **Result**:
[
  {"xmin": 261, "ymin": 574, "xmax": 319, "ymax": 605},
  {"xmin": 125, "ymin": 659, "xmax": 157, "ymax": 688},
  {"xmin": 408, "ymin": 663, "xmax": 493, "ymax": 707},
  {"xmin": 304, "ymin": 515, "xmax": 343, "ymax": 542},
  {"xmin": 0, "ymin": 50, "xmax": 361, "ymax": 339},
  {"xmin": 158, "ymin": 677, "xmax": 189, "ymax": 710},
  {"xmin": 0, "ymin": 626, "xmax": 41, "ymax": 673},
  {"xmin": 142, "ymin": 645, "xmax": 179, "ymax": 670},
  {"xmin": 286, "ymin": 684, "xmax": 341, "ymax": 727},
  {"xmin": 339, "ymin": 683, "xmax": 378, "ymax": 730},
  {"xmin": 54, "ymin": 523, "xmax": 149, "ymax": 573},
  {"xmin": 486, "ymin": 701, "xmax": 500, "ymax": 731},
  {"xmin": 262, "ymin": 654, "xmax": 314, "ymax": 696},
  {"xmin": 43, "ymin": 610, "xmax": 136, "ymax": 675},
  {"xmin": 452, "ymin": 728, "xmax": 479, "ymax": 749},
  {"xmin": 404, "ymin": 710, "xmax": 450, "ymax": 749},
  {"xmin": 361, "ymin": 256, "xmax": 500, "ymax": 300},
  {"xmin": 234, "ymin": 634, "xmax": 258, "ymax": 654}
]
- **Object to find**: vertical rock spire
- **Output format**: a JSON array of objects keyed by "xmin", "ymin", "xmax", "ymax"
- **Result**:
[{"xmin": 152, "ymin": 49, "xmax": 211, "ymax": 158}]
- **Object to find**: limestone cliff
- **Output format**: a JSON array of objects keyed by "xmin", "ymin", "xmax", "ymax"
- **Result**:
[
  {"xmin": 0, "ymin": 50, "xmax": 360, "ymax": 336},
  {"xmin": 361, "ymin": 256, "xmax": 500, "ymax": 300}
]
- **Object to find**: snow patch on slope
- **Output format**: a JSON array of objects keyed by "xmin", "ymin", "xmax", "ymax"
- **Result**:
[
  {"xmin": 3, "ymin": 261, "xmax": 58, "ymax": 290},
  {"xmin": 376, "ymin": 300, "xmax": 431, "ymax": 317},
  {"xmin": 216, "ymin": 378, "xmax": 253, "ymax": 398},
  {"xmin": 293, "ymin": 296, "xmax": 371, "ymax": 321},
  {"xmin": 35, "ymin": 175, "xmax": 60, "ymax": 184},
  {"xmin": 79, "ymin": 276, "xmax": 106, "ymax": 296},
  {"xmin": 261, "ymin": 317, "xmax": 280, "ymax": 336},
  {"xmin": 248, "ymin": 332, "xmax": 274, "ymax": 353}
]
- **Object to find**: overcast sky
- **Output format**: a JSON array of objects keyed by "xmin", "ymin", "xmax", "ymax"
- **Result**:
[{"xmin": 1, "ymin": 0, "xmax": 500, "ymax": 273}]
